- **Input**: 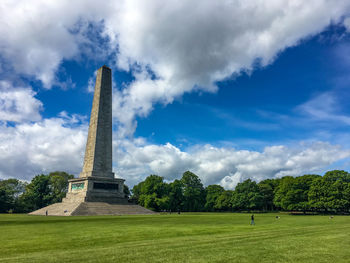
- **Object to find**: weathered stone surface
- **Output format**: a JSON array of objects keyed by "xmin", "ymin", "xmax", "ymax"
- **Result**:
[
  {"xmin": 29, "ymin": 202, "xmax": 155, "ymax": 216},
  {"xmin": 81, "ymin": 65, "xmax": 113, "ymax": 178},
  {"xmin": 65, "ymin": 176, "xmax": 126, "ymax": 202},
  {"xmin": 65, "ymin": 65, "xmax": 126, "ymax": 204}
]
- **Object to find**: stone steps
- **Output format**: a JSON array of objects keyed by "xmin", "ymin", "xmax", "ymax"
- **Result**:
[
  {"xmin": 29, "ymin": 201, "xmax": 155, "ymax": 216},
  {"xmin": 29, "ymin": 201, "xmax": 81, "ymax": 216},
  {"xmin": 72, "ymin": 202, "xmax": 155, "ymax": 216}
]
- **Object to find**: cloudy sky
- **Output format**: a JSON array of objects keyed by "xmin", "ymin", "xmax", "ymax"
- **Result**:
[{"xmin": 1, "ymin": 0, "xmax": 350, "ymax": 188}]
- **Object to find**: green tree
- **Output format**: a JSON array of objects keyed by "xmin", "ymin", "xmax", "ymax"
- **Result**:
[
  {"xmin": 132, "ymin": 175, "xmax": 169, "ymax": 211},
  {"xmin": 258, "ymin": 179, "xmax": 279, "ymax": 211},
  {"xmin": 0, "ymin": 179, "xmax": 26, "ymax": 213},
  {"xmin": 274, "ymin": 174, "xmax": 320, "ymax": 212},
  {"xmin": 308, "ymin": 177, "xmax": 326, "ymax": 212},
  {"xmin": 48, "ymin": 171, "xmax": 74, "ymax": 203},
  {"xmin": 20, "ymin": 174, "xmax": 51, "ymax": 211},
  {"xmin": 131, "ymin": 181, "xmax": 144, "ymax": 201},
  {"xmin": 322, "ymin": 170, "xmax": 350, "ymax": 183},
  {"xmin": 181, "ymin": 171, "xmax": 205, "ymax": 212},
  {"xmin": 214, "ymin": 190, "xmax": 234, "ymax": 211},
  {"xmin": 205, "ymin": 185, "xmax": 225, "ymax": 211},
  {"xmin": 168, "ymin": 179, "xmax": 184, "ymax": 212},
  {"xmin": 231, "ymin": 179, "xmax": 263, "ymax": 211},
  {"xmin": 293, "ymin": 174, "xmax": 320, "ymax": 212},
  {"xmin": 309, "ymin": 170, "xmax": 350, "ymax": 213},
  {"xmin": 20, "ymin": 171, "xmax": 74, "ymax": 212},
  {"xmin": 273, "ymin": 176, "xmax": 294, "ymax": 210}
]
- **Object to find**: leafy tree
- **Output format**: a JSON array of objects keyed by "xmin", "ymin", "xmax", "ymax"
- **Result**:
[
  {"xmin": 168, "ymin": 179, "xmax": 184, "ymax": 212},
  {"xmin": 132, "ymin": 175, "xmax": 169, "ymax": 211},
  {"xmin": 20, "ymin": 174, "xmax": 51, "ymax": 211},
  {"xmin": 292, "ymin": 174, "xmax": 320, "ymax": 212},
  {"xmin": 139, "ymin": 193, "xmax": 157, "ymax": 210},
  {"xmin": 323, "ymin": 170, "xmax": 350, "ymax": 183},
  {"xmin": 19, "ymin": 171, "xmax": 74, "ymax": 212},
  {"xmin": 258, "ymin": 179, "xmax": 279, "ymax": 211},
  {"xmin": 309, "ymin": 170, "xmax": 350, "ymax": 212},
  {"xmin": 214, "ymin": 190, "xmax": 234, "ymax": 211},
  {"xmin": 181, "ymin": 171, "xmax": 205, "ymax": 212},
  {"xmin": 205, "ymin": 185, "xmax": 225, "ymax": 211},
  {"xmin": 48, "ymin": 171, "xmax": 74, "ymax": 203},
  {"xmin": 156, "ymin": 195, "xmax": 170, "ymax": 211},
  {"xmin": 273, "ymin": 176, "xmax": 294, "ymax": 210},
  {"xmin": 113, "ymin": 170, "xmax": 350, "ymax": 213},
  {"xmin": 0, "ymin": 179, "xmax": 26, "ymax": 213},
  {"xmin": 308, "ymin": 177, "xmax": 326, "ymax": 212},
  {"xmin": 141, "ymin": 175, "xmax": 167, "ymax": 197},
  {"xmin": 131, "ymin": 181, "xmax": 144, "ymax": 200},
  {"xmin": 231, "ymin": 179, "xmax": 263, "ymax": 211},
  {"xmin": 274, "ymin": 175, "xmax": 320, "ymax": 212}
]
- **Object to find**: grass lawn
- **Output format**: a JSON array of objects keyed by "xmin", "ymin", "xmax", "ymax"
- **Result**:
[{"xmin": 0, "ymin": 213, "xmax": 349, "ymax": 262}]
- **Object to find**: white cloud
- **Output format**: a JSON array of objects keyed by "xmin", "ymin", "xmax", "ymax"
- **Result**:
[
  {"xmin": 0, "ymin": 115, "xmax": 87, "ymax": 180},
  {"xmin": 115, "ymin": 140, "xmax": 350, "ymax": 188},
  {"xmin": 0, "ymin": 0, "xmax": 109, "ymax": 88},
  {"xmin": 344, "ymin": 17, "xmax": 350, "ymax": 32},
  {"xmin": 1, "ymin": 116, "xmax": 348, "ymax": 188},
  {"xmin": 1, "ymin": 1, "xmax": 350, "ymax": 186},
  {"xmin": 87, "ymin": 70, "xmax": 98, "ymax": 93},
  {"xmin": 0, "ymin": 81, "xmax": 42, "ymax": 122},
  {"xmin": 1, "ymin": 1, "xmax": 350, "ymax": 127},
  {"xmin": 106, "ymin": 0, "xmax": 350, "ymax": 135},
  {"xmin": 297, "ymin": 92, "xmax": 350, "ymax": 125}
]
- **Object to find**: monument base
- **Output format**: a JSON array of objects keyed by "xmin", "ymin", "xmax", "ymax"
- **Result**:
[
  {"xmin": 29, "ymin": 176, "xmax": 155, "ymax": 216},
  {"xmin": 65, "ymin": 176, "xmax": 126, "ymax": 203}
]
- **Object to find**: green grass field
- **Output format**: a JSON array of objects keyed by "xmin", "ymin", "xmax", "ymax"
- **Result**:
[{"xmin": 0, "ymin": 213, "xmax": 349, "ymax": 263}]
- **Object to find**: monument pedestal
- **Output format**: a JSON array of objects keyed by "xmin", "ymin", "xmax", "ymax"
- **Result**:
[{"xmin": 64, "ymin": 176, "xmax": 127, "ymax": 204}]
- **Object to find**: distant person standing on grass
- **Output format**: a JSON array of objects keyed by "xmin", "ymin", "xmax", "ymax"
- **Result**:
[{"xmin": 250, "ymin": 214, "xmax": 255, "ymax": 225}]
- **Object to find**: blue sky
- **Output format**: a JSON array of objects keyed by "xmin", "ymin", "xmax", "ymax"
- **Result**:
[{"xmin": 1, "ymin": 1, "xmax": 350, "ymax": 188}]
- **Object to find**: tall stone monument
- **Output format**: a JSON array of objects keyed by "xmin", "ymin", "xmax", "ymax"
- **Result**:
[
  {"xmin": 65, "ymin": 65, "xmax": 125, "ymax": 203},
  {"xmin": 30, "ymin": 66, "xmax": 153, "ymax": 216}
]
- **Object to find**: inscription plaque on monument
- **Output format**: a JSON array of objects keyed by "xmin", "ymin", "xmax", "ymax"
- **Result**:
[
  {"xmin": 71, "ymin": 183, "xmax": 84, "ymax": 191},
  {"xmin": 93, "ymin": 182, "xmax": 118, "ymax": 190}
]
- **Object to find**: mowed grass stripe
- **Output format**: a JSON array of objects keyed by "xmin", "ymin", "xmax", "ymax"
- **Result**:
[
  {"xmin": 0, "ymin": 213, "xmax": 349, "ymax": 262},
  {"xmin": 1, "ymin": 229, "xmax": 348, "ymax": 263}
]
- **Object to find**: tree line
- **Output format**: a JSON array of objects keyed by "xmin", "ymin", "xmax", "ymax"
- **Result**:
[
  {"xmin": 0, "ymin": 171, "xmax": 74, "ymax": 213},
  {"xmin": 1, "ymin": 170, "xmax": 350, "ymax": 213},
  {"xmin": 0, "ymin": 171, "xmax": 131, "ymax": 213},
  {"xmin": 131, "ymin": 170, "xmax": 350, "ymax": 213}
]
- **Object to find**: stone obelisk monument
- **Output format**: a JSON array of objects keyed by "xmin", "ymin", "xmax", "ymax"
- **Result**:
[
  {"xmin": 65, "ymin": 65, "xmax": 125, "ymax": 202},
  {"xmin": 82, "ymin": 65, "xmax": 114, "ymax": 179},
  {"xmin": 30, "ymin": 66, "xmax": 153, "ymax": 216}
]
